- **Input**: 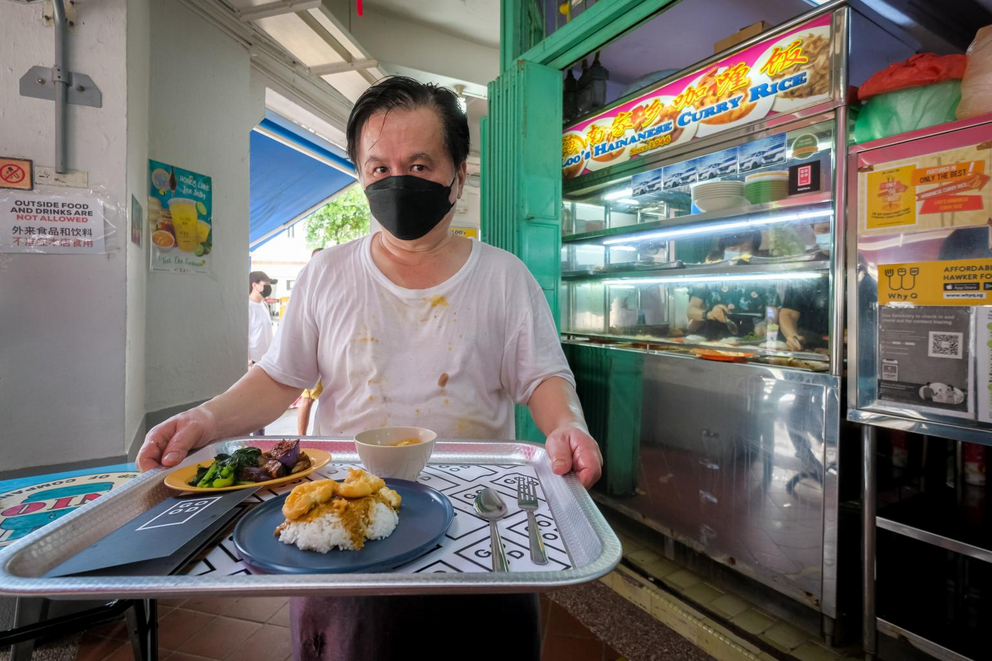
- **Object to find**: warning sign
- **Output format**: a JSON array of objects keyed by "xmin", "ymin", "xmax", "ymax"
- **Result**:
[
  {"xmin": 0, "ymin": 193, "xmax": 105, "ymax": 254},
  {"xmin": 0, "ymin": 158, "xmax": 33, "ymax": 192},
  {"xmin": 878, "ymin": 258, "xmax": 992, "ymax": 306}
]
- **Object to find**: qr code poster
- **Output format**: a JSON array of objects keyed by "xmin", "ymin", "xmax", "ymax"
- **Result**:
[{"xmin": 877, "ymin": 306, "xmax": 974, "ymax": 419}]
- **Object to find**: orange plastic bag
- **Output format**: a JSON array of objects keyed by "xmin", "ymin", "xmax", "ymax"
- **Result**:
[
  {"xmin": 958, "ymin": 25, "xmax": 992, "ymax": 120},
  {"xmin": 858, "ymin": 53, "xmax": 967, "ymax": 101}
]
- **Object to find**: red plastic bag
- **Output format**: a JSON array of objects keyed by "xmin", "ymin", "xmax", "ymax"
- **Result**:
[{"xmin": 858, "ymin": 53, "xmax": 968, "ymax": 101}]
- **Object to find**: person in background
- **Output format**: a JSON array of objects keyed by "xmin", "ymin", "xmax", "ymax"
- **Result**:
[
  {"xmin": 249, "ymin": 271, "xmax": 276, "ymax": 436},
  {"xmin": 297, "ymin": 249, "xmax": 324, "ymax": 435},
  {"xmin": 248, "ymin": 271, "xmax": 275, "ymax": 367},
  {"xmin": 779, "ymin": 275, "xmax": 830, "ymax": 354},
  {"xmin": 688, "ymin": 231, "xmax": 778, "ymax": 339}
]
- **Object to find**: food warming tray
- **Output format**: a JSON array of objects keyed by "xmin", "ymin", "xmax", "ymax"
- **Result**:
[{"xmin": 0, "ymin": 438, "xmax": 620, "ymax": 598}]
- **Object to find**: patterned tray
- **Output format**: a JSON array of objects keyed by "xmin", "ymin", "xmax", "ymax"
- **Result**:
[{"xmin": 0, "ymin": 439, "xmax": 620, "ymax": 598}]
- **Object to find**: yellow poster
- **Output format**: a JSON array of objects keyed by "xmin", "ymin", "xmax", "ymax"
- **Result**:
[
  {"xmin": 451, "ymin": 226, "xmax": 479, "ymax": 239},
  {"xmin": 878, "ymin": 258, "xmax": 992, "ymax": 306},
  {"xmin": 865, "ymin": 165, "xmax": 916, "ymax": 230},
  {"xmin": 860, "ymin": 143, "xmax": 992, "ymax": 236}
]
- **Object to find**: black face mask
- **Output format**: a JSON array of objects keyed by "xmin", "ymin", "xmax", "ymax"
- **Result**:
[
  {"xmin": 364, "ymin": 175, "xmax": 456, "ymax": 241},
  {"xmin": 261, "ymin": 284, "xmax": 272, "ymax": 298}
]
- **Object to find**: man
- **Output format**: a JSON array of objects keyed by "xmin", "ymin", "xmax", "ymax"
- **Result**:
[
  {"xmin": 297, "ymin": 249, "xmax": 323, "ymax": 435},
  {"xmin": 248, "ymin": 270, "xmax": 275, "ymax": 367},
  {"xmin": 138, "ymin": 77, "xmax": 602, "ymax": 660}
]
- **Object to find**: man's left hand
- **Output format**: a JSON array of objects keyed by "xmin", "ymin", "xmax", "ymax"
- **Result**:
[{"xmin": 545, "ymin": 426, "xmax": 603, "ymax": 489}]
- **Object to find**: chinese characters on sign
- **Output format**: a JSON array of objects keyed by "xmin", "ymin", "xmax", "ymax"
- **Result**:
[
  {"xmin": 561, "ymin": 14, "xmax": 832, "ymax": 178},
  {"xmin": 0, "ymin": 193, "xmax": 105, "ymax": 254}
]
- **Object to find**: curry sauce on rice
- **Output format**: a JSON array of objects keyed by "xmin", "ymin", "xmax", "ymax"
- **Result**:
[{"xmin": 275, "ymin": 469, "xmax": 402, "ymax": 552}]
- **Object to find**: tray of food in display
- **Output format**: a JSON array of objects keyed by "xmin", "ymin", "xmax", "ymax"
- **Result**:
[
  {"xmin": 749, "ymin": 356, "xmax": 830, "ymax": 372},
  {"xmin": 0, "ymin": 436, "xmax": 620, "ymax": 599}
]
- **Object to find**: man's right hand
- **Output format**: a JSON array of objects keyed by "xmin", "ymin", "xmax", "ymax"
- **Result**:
[
  {"xmin": 706, "ymin": 304, "xmax": 730, "ymax": 323},
  {"xmin": 787, "ymin": 335, "xmax": 805, "ymax": 352},
  {"xmin": 137, "ymin": 407, "xmax": 218, "ymax": 472}
]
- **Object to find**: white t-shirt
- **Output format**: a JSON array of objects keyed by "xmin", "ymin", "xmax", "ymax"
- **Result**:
[
  {"xmin": 257, "ymin": 234, "xmax": 574, "ymax": 440},
  {"xmin": 248, "ymin": 299, "xmax": 274, "ymax": 363}
]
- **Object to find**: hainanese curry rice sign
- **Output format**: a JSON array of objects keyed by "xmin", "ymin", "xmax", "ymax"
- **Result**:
[{"xmin": 562, "ymin": 13, "xmax": 833, "ymax": 178}]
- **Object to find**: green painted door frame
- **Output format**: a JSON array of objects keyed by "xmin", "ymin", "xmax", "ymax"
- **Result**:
[
  {"xmin": 486, "ymin": 1, "xmax": 672, "ymax": 464},
  {"xmin": 501, "ymin": 0, "xmax": 680, "ymax": 73}
]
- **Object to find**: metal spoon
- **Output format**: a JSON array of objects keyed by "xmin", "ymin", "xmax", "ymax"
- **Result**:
[{"xmin": 474, "ymin": 487, "xmax": 509, "ymax": 572}]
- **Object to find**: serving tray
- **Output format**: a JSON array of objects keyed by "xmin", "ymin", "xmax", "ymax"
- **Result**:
[{"xmin": 0, "ymin": 438, "xmax": 620, "ymax": 598}]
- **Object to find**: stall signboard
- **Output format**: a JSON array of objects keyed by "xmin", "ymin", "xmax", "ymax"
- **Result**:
[
  {"xmin": 148, "ymin": 159, "xmax": 213, "ymax": 274},
  {"xmin": 878, "ymin": 258, "xmax": 992, "ymax": 306},
  {"xmin": 877, "ymin": 306, "xmax": 974, "ymax": 419},
  {"xmin": 0, "ymin": 193, "xmax": 105, "ymax": 254},
  {"xmin": 562, "ymin": 13, "xmax": 832, "ymax": 179},
  {"xmin": 859, "ymin": 143, "xmax": 991, "ymax": 235}
]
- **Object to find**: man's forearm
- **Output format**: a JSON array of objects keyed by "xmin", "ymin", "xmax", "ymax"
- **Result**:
[
  {"xmin": 779, "ymin": 309, "xmax": 801, "ymax": 341},
  {"xmin": 200, "ymin": 366, "xmax": 302, "ymax": 440},
  {"xmin": 527, "ymin": 376, "xmax": 589, "ymax": 436}
]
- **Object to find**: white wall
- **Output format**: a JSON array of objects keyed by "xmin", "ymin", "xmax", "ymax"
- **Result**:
[
  {"xmin": 125, "ymin": 0, "xmax": 151, "ymax": 451},
  {"xmin": 144, "ymin": 0, "xmax": 265, "ymax": 412},
  {"xmin": 0, "ymin": 0, "xmax": 130, "ymax": 471}
]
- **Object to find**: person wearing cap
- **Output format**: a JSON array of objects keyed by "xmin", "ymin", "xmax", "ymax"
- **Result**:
[{"xmin": 248, "ymin": 270, "xmax": 276, "ymax": 367}]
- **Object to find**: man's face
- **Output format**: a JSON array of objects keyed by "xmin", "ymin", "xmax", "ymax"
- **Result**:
[{"xmin": 357, "ymin": 107, "xmax": 465, "ymax": 200}]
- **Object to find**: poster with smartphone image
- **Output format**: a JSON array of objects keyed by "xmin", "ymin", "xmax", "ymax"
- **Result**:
[
  {"xmin": 877, "ymin": 306, "xmax": 974, "ymax": 418},
  {"xmin": 148, "ymin": 159, "xmax": 213, "ymax": 274}
]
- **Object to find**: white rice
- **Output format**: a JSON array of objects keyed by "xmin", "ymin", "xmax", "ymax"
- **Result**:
[{"xmin": 278, "ymin": 501, "xmax": 399, "ymax": 553}]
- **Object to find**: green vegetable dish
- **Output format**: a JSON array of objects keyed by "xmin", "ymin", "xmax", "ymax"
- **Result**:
[{"xmin": 188, "ymin": 440, "xmax": 311, "ymax": 488}]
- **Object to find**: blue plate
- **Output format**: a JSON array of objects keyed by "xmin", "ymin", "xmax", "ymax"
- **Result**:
[{"xmin": 233, "ymin": 479, "xmax": 454, "ymax": 574}]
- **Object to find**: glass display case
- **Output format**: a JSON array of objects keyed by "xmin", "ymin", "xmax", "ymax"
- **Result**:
[{"xmin": 561, "ymin": 117, "xmax": 838, "ymax": 372}]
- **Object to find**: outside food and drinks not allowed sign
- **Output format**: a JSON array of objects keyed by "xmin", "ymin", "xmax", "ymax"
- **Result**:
[{"xmin": 0, "ymin": 193, "xmax": 106, "ymax": 254}]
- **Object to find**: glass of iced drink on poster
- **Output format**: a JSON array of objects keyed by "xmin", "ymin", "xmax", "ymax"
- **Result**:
[{"xmin": 168, "ymin": 198, "xmax": 199, "ymax": 252}]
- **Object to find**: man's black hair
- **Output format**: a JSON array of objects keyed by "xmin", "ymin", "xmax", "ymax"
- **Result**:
[{"xmin": 346, "ymin": 76, "xmax": 470, "ymax": 172}]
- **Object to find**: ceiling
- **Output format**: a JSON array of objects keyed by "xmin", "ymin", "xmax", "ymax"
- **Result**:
[{"xmin": 222, "ymin": 0, "xmax": 497, "ymax": 165}]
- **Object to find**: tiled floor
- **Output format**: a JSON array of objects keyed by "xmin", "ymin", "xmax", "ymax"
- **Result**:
[{"xmin": 74, "ymin": 595, "xmax": 623, "ymax": 661}]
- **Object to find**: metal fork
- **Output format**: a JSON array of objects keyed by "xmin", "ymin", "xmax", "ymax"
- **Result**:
[{"xmin": 516, "ymin": 478, "xmax": 548, "ymax": 565}]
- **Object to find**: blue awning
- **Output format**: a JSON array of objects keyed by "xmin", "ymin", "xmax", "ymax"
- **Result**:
[{"xmin": 249, "ymin": 116, "xmax": 356, "ymax": 249}]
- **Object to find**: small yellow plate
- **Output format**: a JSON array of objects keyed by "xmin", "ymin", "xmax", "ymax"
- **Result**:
[{"xmin": 164, "ymin": 449, "xmax": 332, "ymax": 493}]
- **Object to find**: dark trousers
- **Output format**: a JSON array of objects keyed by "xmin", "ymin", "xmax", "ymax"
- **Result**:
[{"xmin": 290, "ymin": 593, "xmax": 541, "ymax": 661}]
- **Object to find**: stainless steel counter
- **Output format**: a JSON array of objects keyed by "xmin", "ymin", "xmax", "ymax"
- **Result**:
[{"xmin": 587, "ymin": 348, "xmax": 841, "ymax": 617}]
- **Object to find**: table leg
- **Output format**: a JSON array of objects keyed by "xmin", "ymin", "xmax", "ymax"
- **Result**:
[
  {"xmin": 125, "ymin": 599, "xmax": 158, "ymax": 661},
  {"xmin": 862, "ymin": 424, "xmax": 877, "ymax": 661},
  {"xmin": 10, "ymin": 597, "xmax": 49, "ymax": 661}
]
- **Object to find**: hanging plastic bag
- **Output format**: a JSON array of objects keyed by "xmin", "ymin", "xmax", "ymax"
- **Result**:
[
  {"xmin": 853, "ymin": 80, "xmax": 962, "ymax": 143},
  {"xmin": 858, "ymin": 53, "xmax": 967, "ymax": 101},
  {"xmin": 957, "ymin": 25, "xmax": 992, "ymax": 120}
]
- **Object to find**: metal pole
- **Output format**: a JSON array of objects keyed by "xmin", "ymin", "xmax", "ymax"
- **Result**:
[
  {"xmin": 52, "ymin": 0, "xmax": 68, "ymax": 173},
  {"xmin": 862, "ymin": 424, "xmax": 877, "ymax": 659}
]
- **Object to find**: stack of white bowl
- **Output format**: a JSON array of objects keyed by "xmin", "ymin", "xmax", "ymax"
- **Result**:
[{"xmin": 691, "ymin": 180, "xmax": 746, "ymax": 213}]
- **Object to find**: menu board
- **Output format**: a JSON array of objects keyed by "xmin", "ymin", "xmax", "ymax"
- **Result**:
[{"xmin": 562, "ymin": 13, "xmax": 833, "ymax": 178}]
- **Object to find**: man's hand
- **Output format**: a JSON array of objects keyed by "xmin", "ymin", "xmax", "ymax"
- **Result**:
[
  {"xmin": 137, "ymin": 407, "xmax": 218, "ymax": 472},
  {"xmin": 787, "ymin": 334, "xmax": 805, "ymax": 351},
  {"xmin": 706, "ymin": 304, "xmax": 730, "ymax": 323},
  {"xmin": 545, "ymin": 426, "xmax": 603, "ymax": 489}
]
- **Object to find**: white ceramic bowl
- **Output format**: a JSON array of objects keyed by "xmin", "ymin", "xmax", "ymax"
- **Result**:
[
  {"xmin": 354, "ymin": 426, "xmax": 438, "ymax": 481},
  {"xmin": 694, "ymin": 195, "xmax": 747, "ymax": 213}
]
